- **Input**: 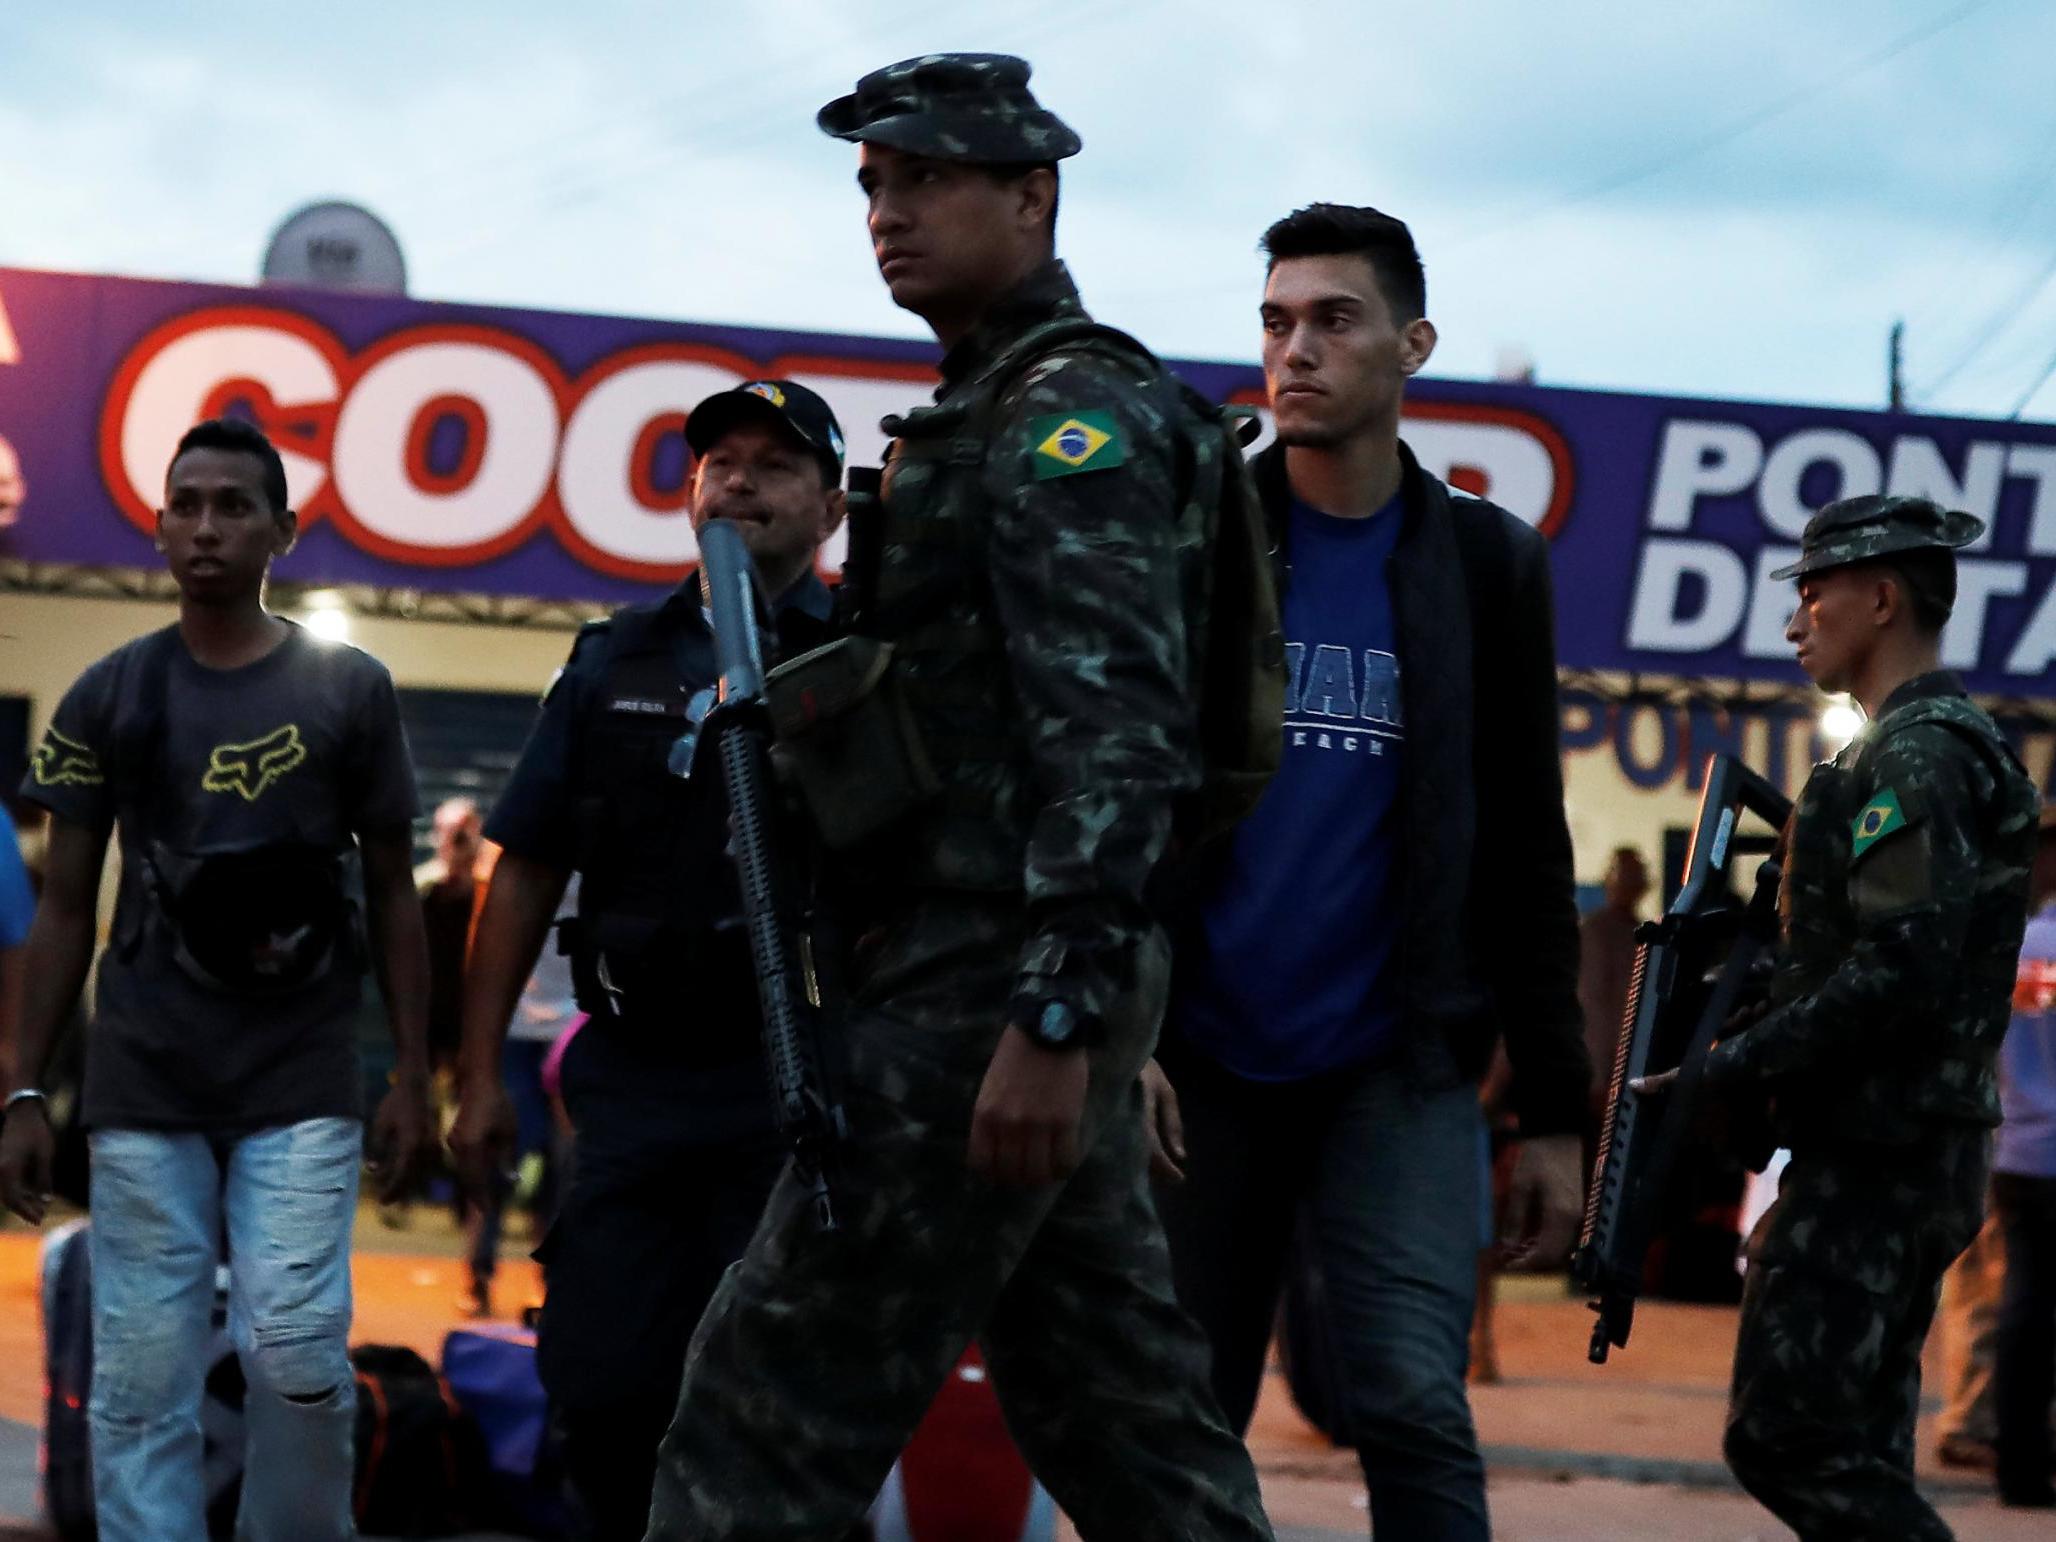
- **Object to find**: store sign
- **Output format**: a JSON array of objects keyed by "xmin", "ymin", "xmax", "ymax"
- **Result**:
[
  {"xmin": 1561, "ymin": 688, "xmax": 2056, "ymax": 800},
  {"xmin": 2, "ymin": 265, "xmax": 2054, "ymax": 693},
  {"xmin": 1622, "ymin": 418, "xmax": 2056, "ymax": 684},
  {"xmin": 93, "ymin": 306, "xmax": 941, "ymax": 580}
]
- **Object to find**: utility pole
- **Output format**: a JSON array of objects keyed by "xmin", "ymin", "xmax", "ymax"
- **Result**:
[{"xmin": 1888, "ymin": 319, "xmax": 1905, "ymax": 412}]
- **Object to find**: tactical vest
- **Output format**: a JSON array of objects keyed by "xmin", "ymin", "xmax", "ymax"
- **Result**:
[
  {"xmin": 1772, "ymin": 691, "xmax": 2033, "ymax": 1142},
  {"xmin": 838, "ymin": 316, "xmax": 1277, "ymax": 892},
  {"xmin": 564, "ymin": 605, "xmax": 753, "ymax": 1025}
]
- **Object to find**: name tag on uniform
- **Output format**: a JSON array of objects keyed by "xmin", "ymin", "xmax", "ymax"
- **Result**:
[{"xmin": 606, "ymin": 696, "xmax": 685, "ymax": 717}]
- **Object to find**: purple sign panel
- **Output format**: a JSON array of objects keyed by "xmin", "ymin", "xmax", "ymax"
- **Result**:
[{"xmin": 2, "ymin": 265, "xmax": 2054, "ymax": 695}]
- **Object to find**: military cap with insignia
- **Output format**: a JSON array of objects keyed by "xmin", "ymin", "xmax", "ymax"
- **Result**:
[
  {"xmin": 1768, "ymin": 493, "xmax": 1985, "ymax": 582},
  {"xmin": 816, "ymin": 53, "xmax": 1082, "ymax": 164}
]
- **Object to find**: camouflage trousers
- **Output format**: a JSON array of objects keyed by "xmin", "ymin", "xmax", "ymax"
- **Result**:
[
  {"xmin": 1725, "ymin": 1129, "xmax": 1988, "ymax": 1541},
  {"xmin": 644, "ymin": 901, "xmax": 1273, "ymax": 1540}
]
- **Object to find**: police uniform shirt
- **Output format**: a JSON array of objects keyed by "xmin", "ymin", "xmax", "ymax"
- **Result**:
[
  {"xmin": 485, "ymin": 574, "xmax": 832, "ymax": 868},
  {"xmin": 486, "ymin": 574, "xmax": 832, "ymax": 1102}
]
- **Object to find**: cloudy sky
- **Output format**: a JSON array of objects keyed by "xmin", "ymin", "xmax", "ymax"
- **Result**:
[{"xmin": 5, "ymin": 0, "xmax": 2053, "ymax": 419}]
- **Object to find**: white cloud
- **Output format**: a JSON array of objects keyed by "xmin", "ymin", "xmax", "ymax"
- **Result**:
[{"xmin": 4, "ymin": 0, "xmax": 2054, "ymax": 417}]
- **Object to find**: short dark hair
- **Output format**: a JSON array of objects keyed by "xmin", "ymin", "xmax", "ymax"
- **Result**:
[
  {"xmin": 1261, "ymin": 203, "xmax": 1426, "ymax": 324},
  {"xmin": 172, "ymin": 418, "xmax": 290, "ymax": 517},
  {"xmin": 1882, "ymin": 549, "xmax": 1956, "ymax": 635},
  {"xmin": 986, "ymin": 160, "xmax": 1059, "ymax": 241}
]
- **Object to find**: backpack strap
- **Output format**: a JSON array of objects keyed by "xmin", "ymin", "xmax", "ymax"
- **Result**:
[
  {"xmin": 973, "ymin": 319, "xmax": 1163, "ymax": 451},
  {"xmin": 886, "ymin": 317, "xmax": 1163, "ymax": 466},
  {"xmin": 109, "ymin": 624, "xmax": 184, "ymax": 844},
  {"xmin": 868, "ymin": 318, "xmax": 1179, "ymax": 644}
]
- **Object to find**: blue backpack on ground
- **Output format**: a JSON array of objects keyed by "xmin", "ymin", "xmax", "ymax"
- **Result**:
[{"xmin": 439, "ymin": 1324, "xmax": 567, "ymax": 1539}]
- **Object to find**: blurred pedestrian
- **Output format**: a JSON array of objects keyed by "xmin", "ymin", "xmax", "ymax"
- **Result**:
[
  {"xmin": 0, "ymin": 432, "xmax": 25, "ymax": 528},
  {"xmin": 458, "ymin": 853, "xmax": 579, "ymax": 1319},
  {"xmin": 1993, "ymin": 808, "xmax": 2056, "ymax": 1507},
  {"xmin": 0, "ymin": 418, "xmax": 435, "ymax": 1542},
  {"xmin": 1580, "ymin": 847, "xmax": 1650, "ymax": 1098},
  {"xmin": 1933, "ymin": 1215, "xmax": 2004, "ymax": 1470},
  {"xmin": 372, "ymin": 794, "xmax": 487, "ymax": 1232},
  {"xmin": 417, "ymin": 795, "xmax": 485, "ymax": 1073}
]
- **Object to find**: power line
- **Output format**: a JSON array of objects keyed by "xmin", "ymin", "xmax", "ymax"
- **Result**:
[
  {"xmin": 1447, "ymin": 0, "xmax": 1999, "ymax": 251},
  {"xmin": 2008, "ymin": 341, "xmax": 2056, "ymax": 419},
  {"xmin": 1092, "ymin": 0, "xmax": 2006, "ymax": 313},
  {"xmin": 1920, "ymin": 245, "xmax": 2056, "ymax": 401},
  {"xmin": 424, "ymin": 0, "xmax": 1123, "ymax": 274},
  {"xmin": 393, "ymin": 0, "xmax": 948, "ymax": 244},
  {"xmin": 1904, "ymin": 102, "xmax": 2056, "ymax": 329}
]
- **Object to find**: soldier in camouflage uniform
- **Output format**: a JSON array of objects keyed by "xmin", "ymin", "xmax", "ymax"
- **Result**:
[
  {"xmin": 1647, "ymin": 494, "xmax": 2037, "ymax": 1539},
  {"xmin": 644, "ymin": 55, "xmax": 1274, "ymax": 1541}
]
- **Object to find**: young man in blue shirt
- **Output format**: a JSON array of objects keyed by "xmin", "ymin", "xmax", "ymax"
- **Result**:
[{"xmin": 1151, "ymin": 204, "xmax": 1590, "ymax": 1540}]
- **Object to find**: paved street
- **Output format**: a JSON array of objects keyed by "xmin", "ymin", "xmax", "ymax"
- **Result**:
[{"xmin": 0, "ymin": 1212, "xmax": 2044, "ymax": 1538}]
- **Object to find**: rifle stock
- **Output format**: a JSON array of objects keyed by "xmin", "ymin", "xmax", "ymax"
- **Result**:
[
  {"xmin": 1572, "ymin": 753, "xmax": 1790, "ymax": 1362},
  {"xmin": 695, "ymin": 519, "xmax": 845, "ymax": 1231}
]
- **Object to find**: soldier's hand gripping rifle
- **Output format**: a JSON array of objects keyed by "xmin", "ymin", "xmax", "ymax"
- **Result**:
[
  {"xmin": 1572, "ymin": 753, "xmax": 1791, "ymax": 1363},
  {"xmin": 690, "ymin": 518, "xmax": 846, "ymax": 1231}
]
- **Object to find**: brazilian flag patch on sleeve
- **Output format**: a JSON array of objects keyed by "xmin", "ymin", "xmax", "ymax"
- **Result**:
[
  {"xmin": 1851, "ymin": 787, "xmax": 1909, "ymax": 858},
  {"xmin": 1029, "ymin": 410, "xmax": 1124, "ymax": 479}
]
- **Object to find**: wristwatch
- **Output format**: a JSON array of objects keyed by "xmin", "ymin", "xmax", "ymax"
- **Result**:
[{"xmin": 1016, "ymin": 999, "xmax": 1094, "ymax": 1051}]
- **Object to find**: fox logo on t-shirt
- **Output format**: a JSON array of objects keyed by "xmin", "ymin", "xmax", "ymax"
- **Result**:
[
  {"xmin": 201, "ymin": 725, "xmax": 308, "ymax": 802},
  {"xmin": 30, "ymin": 726, "xmax": 104, "ymax": 788}
]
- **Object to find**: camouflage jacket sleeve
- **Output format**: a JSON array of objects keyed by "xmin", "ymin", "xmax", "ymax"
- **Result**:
[
  {"xmin": 982, "ymin": 351, "xmax": 1198, "ymax": 1033},
  {"xmin": 1707, "ymin": 724, "xmax": 1990, "ymax": 1085}
]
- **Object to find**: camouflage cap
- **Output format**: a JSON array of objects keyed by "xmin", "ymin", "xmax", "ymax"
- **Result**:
[
  {"xmin": 1768, "ymin": 494, "xmax": 1985, "ymax": 582},
  {"xmin": 816, "ymin": 53, "xmax": 1081, "ymax": 164}
]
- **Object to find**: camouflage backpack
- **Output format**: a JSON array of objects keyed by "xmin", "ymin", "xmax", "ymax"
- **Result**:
[{"xmin": 958, "ymin": 317, "xmax": 1286, "ymax": 851}]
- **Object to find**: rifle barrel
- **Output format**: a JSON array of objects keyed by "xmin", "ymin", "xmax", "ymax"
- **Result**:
[{"xmin": 696, "ymin": 516, "xmax": 840, "ymax": 1232}]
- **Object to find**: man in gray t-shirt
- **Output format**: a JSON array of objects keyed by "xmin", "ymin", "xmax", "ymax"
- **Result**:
[
  {"xmin": 26, "ymin": 618, "xmax": 419, "ymax": 1130},
  {"xmin": 0, "ymin": 418, "xmax": 435, "ymax": 1542}
]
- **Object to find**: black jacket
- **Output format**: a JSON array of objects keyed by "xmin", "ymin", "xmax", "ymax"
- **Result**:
[{"xmin": 1250, "ymin": 439, "xmax": 1590, "ymax": 1136}]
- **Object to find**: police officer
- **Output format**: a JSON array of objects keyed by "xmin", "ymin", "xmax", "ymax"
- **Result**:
[
  {"xmin": 1639, "ymin": 494, "xmax": 2036, "ymax": 1539},
  {"xmin": 645, "ymin": 55, "xmax": 1274, "ymax": 1540},
  {"xmin": 447, "ymin": 380, "xmax": 846, "ymax": 1541}
]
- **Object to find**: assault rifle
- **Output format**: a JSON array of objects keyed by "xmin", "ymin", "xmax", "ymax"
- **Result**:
[
  {"xmin": 689, "ymin": 519, "xmax": 846, "ymax": 1231},
  {"xmin": 1572, "ymin": 754, "xmax": 1790, "ymax": 1363}
]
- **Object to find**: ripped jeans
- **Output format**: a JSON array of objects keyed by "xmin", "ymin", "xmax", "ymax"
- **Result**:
[{"xmin": 88, "ymin": 1118, "xmax": 361, "ymax": 1542}]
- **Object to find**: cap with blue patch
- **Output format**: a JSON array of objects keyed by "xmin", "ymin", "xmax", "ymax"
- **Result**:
[{"xmin": 685, "ymin": 378, "xmax": 846, "ymax": 483}]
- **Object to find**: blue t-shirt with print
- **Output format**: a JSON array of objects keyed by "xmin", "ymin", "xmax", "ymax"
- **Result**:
[{"xmin": 1175, "ymin": 490, "xmax": 1407, "ymax": 1080}]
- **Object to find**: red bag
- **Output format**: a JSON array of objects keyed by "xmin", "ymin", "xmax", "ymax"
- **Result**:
[{"xmin": 870, "ymin": 1345, "xmax": 1054, "ymax": 1542}]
